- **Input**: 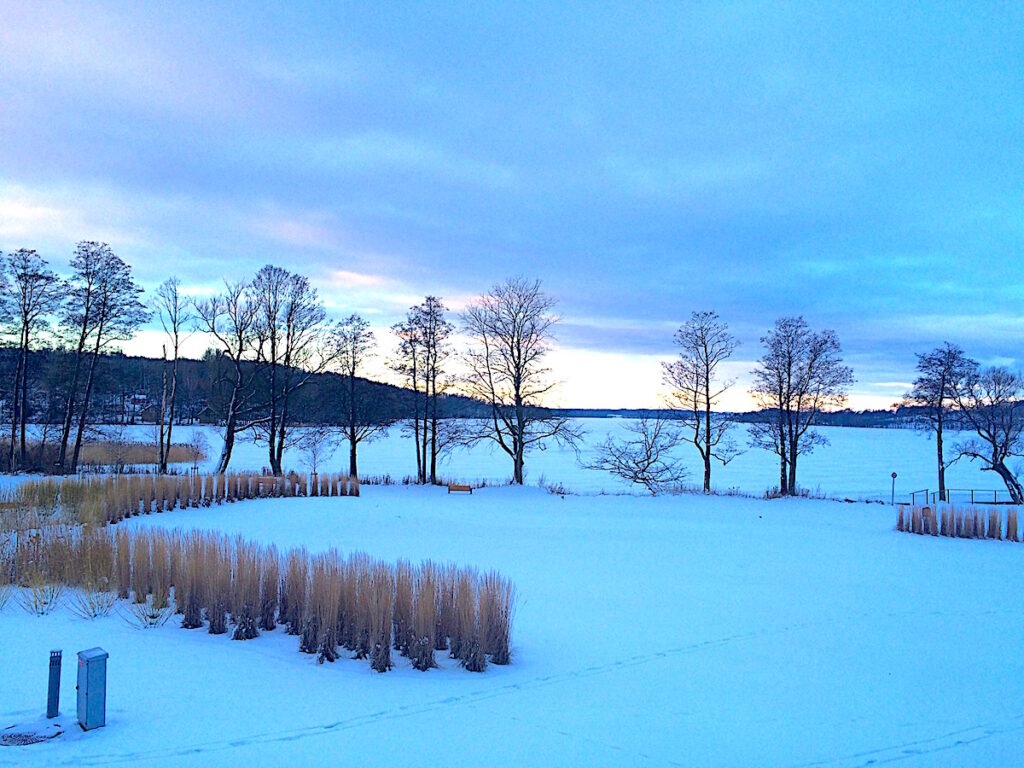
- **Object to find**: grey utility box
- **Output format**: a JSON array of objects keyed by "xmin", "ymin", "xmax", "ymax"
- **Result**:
[{"xmin": 76, "ymin": 647, "xmax": 109, "ymax": 731}]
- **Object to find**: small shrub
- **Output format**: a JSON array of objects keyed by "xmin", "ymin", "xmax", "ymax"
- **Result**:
[
  {"xmin": 17, "ymin": 581, "xmax": 64, "ymax": 615},
  {"xmin": 123, "ymin": 595, "xmax": 173, "ymax": 628},
  {"xmin": 68, "ymin": 588, "xmax": 117, "ymax": 619}
]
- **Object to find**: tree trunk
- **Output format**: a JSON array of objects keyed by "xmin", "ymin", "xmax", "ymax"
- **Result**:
[
  {"xmin": 935, "ymin": 419, "xmax": 945, "ymax": 502},
  {"xmin": 158, "ymin": 346, "xmax": 168, "ymax": 473},
  {"xmin": 164, "ymin": 352, "xmax": 178, "ymax": 468},
  {"xmin": 71, "ymin": 336, "xmax": 104, "ymax": 473},
  {"xmin": 215, "ymin": 369, "xmax": 243, "ymax": 475},
  {"xmin": 787, "ymin": 437, "xmax": 798, "ymax": 496},
  {"xmin": 777, "ymin": 421, "xmax": 788, "ymax": 495},
  {"xmin": 349, "ymin": 436, "xmax": 358, "ymax": 478},
  {"xmin": 19, "ymin": 335, "xmax": 30, "ymax": 464},
  {"xmin": 272, "ymin": 402, "xmax": 286, "ymax": 476},
  {"xmin": 992, "ymin": 459, "xmax": 1024, "ymax": 505},
  {"xmin": 216, "ymin": 427, "xmax": 235, "ymax": 475},
  {"xmin": 703, "ymin": 377, "xmax": 712, "ymax": 493},
  {"xmin": 8, "ymin": 329, "xmax": 24, "ymax": 471},
  {"xmin": 429, "ymin": 373, "xmax": 438, "ymax": 485},
  {"xmin": 57, "ymin": 339, "xmax": 87, "ymax": 472},
  {"xmin": 513, "ymin": 449, "xmax": 524, "ymax": 484}
]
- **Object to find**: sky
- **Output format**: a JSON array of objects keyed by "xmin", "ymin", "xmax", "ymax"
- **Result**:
[{"xmin": 1, "ymin": 2, "xmax": 1022, "ymax": 410}]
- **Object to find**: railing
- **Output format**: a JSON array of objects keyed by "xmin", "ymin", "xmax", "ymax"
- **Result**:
[{"xmin": 908, "ymin": 488, "xmax": 1016, "ymax": 506}]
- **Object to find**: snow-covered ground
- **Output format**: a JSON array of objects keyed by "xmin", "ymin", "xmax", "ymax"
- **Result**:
[
  {"xmin": 85, "ymin": 419, "xmax": 1011, "ymax": 501},
  {"xmin": 4, "ymin": 487, "xmax": 1024, "ymax": 766},
  {"xmin": 4, "ymin": 420, "xmax": 1023, "ymax": 765}
]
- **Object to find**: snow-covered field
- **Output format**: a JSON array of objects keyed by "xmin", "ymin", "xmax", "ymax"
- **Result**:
[
  {"xmin": 80, "ymin": 419, "xmax": 1013, "ymax": 501},
  {"xmin": 4, "ymin": 421, "xmax": 1024, "ymax": 766}
]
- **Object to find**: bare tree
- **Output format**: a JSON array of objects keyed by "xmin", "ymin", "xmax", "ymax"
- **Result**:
[
  {"xmin": 462, "ymin": 277, "xmax": 580, "ymax": 484},
  {"xmin": 331, "ymin": 314, "xmax": 391, "ymax": 477},
  {"xmin": 59, "ymin": 242, "xmax": 149, "ymax": 473},
  {"xmin": 900, "ymin": 343, "xmax": 974, "ymax": 502},
  {"xmin": 951, "ymin": 365, "xmax": 1024, "ymax": 503},
  {"xmin": 251, "ymin": 265, "xmax": 329, "ymax": 475},
  {"xmin": 194, "ymin": 281, "xmax": 264, "ymax": 474},
  {"xmin": 297, "ymin": 425, "xmax": 339, "ymax": 475},
  {"xmin": 749, "ymin": 316, "xmax": 853, "ymax": 496},
  {"xmin": 588, "ymin": 416, "xmax": 687, "ymax": 495},
  {"xmin": 155, "ymin": 277, "xmax": 194, "ymax": 473},
  {"xmin": 662, "ymin": 310, "xmax": 739, "ymax": 492},
  {"xmin": 391, "ymin": 316, "xmax": 424, "ymax": 479},
  {"xmin": 3, "ymin": 249, "xmax": 60, "ymax": 470},
  {"xmin": 186, "ymin": 431, "xmax": 209, "ymax": 473},
  {"xmin": 392, "ymin": 297, "xmax": 455, "ymax": 484}
]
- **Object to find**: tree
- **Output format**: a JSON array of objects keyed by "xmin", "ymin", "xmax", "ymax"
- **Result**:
[
  {"xmin": 749, "ymin": 316, "xmax": 853, "ymax": 496},
  {"xmin": 392, "ymin": 297, "xmax": 456, "ymax": 484},
  {"xmin": 588, "ymin": 416, "xmax": 687, "ymax": 495},
  {"xmin": 155, "ymin": 277, "xmax": 194, "ymax": 473},
  {"xmin": 462, "ymin": 277, "xmax": 581, "ymax": 484},
  {"xmin": 391, "ymin": 316, "xmax": 424, "ymax": 479},
  {"xmin": 195, "ymin": 281, "xmax": 264, "ymax": 474},
  {"xmin": 331, "ymin": 314, "xmax": 391, "ymax": 477},
  {"xmin": 251, "ymin": 265, "xmax": 329, "ymax": 475},
  {"xmin": 900, "ymin": 343, "xmax": 974, "ymax": 502},
  {"xmin": 297, "ymin": 425, "xmax": 338, "ymax": 475},
  {"xmin": 3, "ymin": 249, "xmax": 60, "ymax": 470},
  {"xmin": 58, "ymin": 242, "xmax": 149, "ymax": 473},
  {"xmin": 951, "ymin": 365, "xmax": 1024, "ymax": 504},
  {"xmin": 662, "ymin": 310, "xmax": 739, "ymax": 492}
]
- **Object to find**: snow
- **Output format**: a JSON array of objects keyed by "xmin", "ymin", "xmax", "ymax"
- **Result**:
[
  {"xmin": 4, "ymin": 483, "xmax": 1024, "ymax": 766},
  {"xmin": 3, "ymin": 421, "xmax": 1024, "ymax": 765}
]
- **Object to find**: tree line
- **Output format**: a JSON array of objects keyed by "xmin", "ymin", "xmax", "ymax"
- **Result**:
[
  {"xmin": 0, "ymin": 245, "xmax": 573, "ymax": 484},
  {"xmin": 5, "ymin": 242, "xmax": 1018, "ymax": 497}
]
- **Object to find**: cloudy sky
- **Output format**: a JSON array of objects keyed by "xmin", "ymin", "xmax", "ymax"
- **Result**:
[{"xmin": 1, "ymin": 2, "xmax": 1021, "ymax": 409}]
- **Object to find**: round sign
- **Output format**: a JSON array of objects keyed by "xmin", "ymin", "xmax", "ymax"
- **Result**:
[{"xmin": 891, "ymin": 472, "xmax": 897, "ymax": 479}]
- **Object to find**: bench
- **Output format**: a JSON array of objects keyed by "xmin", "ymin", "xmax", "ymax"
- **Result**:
[{"xmin": 447, "ymin": 484, "xmax": 473, "ymax": 494}]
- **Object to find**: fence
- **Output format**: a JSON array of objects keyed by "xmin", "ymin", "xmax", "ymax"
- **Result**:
[{"xmin": 907, "ymin": 488, "xmax": 1016, "ymax": 506}]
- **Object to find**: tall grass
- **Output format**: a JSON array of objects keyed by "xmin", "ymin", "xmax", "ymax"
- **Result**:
[
  {"xmin": 0, "ymin": 507, "xmax": 514, "ymax": 673},
  {"xmin": 897, "ymin": 503, "xmax": 1022, "ymax": 544}
]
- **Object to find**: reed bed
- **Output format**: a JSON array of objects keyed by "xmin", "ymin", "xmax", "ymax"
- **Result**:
[
  {"xmin": 897, "ymin": 504, "xmax": 1021, "ymax": 543},
  {"xmin": 5, "ymin": 470, "xmax": 359, "ymax": 529},
  {"xmin": 0, "ymin": 523, "xmax": 514, "ymax": 673}
]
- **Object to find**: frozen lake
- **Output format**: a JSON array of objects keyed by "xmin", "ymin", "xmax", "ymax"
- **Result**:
[{"xmin": 82, "ymin": 419, "xmax": 1012, "ymax": 502}]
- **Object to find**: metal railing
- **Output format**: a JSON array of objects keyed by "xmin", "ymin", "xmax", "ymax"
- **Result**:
[{"xmin": 908, "ymin": 488, "xmax": 1017, "ymax": 506}]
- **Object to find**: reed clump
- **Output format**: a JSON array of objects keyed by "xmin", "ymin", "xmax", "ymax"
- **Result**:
[
  {"xmin": 0, "ymin": 516, "xmax": 514, "ymax": 674},
  {"xmin": 897, "ymin": 503, "xmax": 1024, "ymax": 546}
]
